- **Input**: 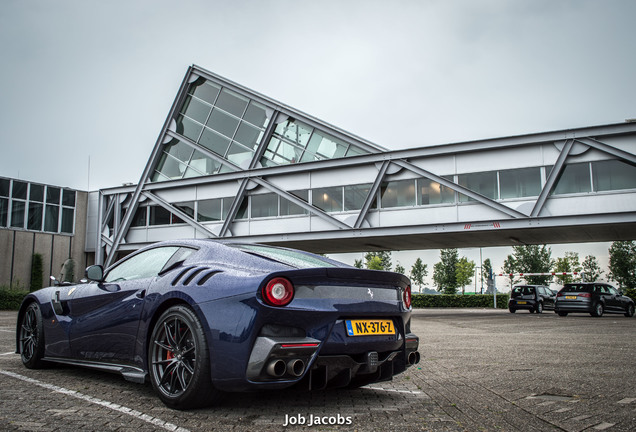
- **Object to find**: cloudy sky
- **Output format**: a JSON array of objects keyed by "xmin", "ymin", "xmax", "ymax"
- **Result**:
[{"xmin": 1, "ymin": 0, "xmax": 634, "ymax": 287}]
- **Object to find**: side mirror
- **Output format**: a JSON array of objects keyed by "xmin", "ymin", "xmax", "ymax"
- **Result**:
[
  {"xmin": 85, "ymin": 265, "xmax": 105, "ymax": 282},
  {"xmin": 49, "ymin": 275, "xmax": 60, "ymax": 286}
]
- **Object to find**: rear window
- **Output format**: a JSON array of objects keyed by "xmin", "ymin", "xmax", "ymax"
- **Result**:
[
  {"xmin": 230, "ymin": 244, "xmax": 341, "ymax": 269},
  {"xmin": 562, "ymin": 284, "xmax": 593, "ymax": 293},
  {"xmin": 512, "ymin": 286, "xmax": 535, "ymax": 296}
]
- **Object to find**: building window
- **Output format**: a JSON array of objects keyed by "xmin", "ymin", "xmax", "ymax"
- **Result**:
[
  {"xmin": 197, "ymin": 199, "xmax": 223, "ymax": 222},
  {"xmin": 458, "ymin": 172, "xmax": 498, "ymax": 202},
  {"xmin": 280, "ymin": 191, "xmax": 308, "ymax": 216},
  {"xmin": 499, "ymin": 167, "xmax": 541, "ymax": 199},
  {"xmin": 313, "ymin": 187, "xmax": 343, "ymax": 213},
  {"xmin": 417, "ymin": 176, "xmax": 455, "ymax": 205},
  {"xmin": 380, "ymin": 180, "xmax": 416, "ymax": 208},
  {"xmin": 27, "ymin": 202, "xmax": 43, "ymax": 231},
  {"xmin": 592, "ymin": 160, "xmax": 636, "ymax": 192},
  {"xmin": 149, "ymin": 206, "xmax": 171, "ymax": 226},
  {"xmin": 344, "ymin": 184, "xmax": 374, "ymax": 211},
  {"xmin": 11, "ymin": 201, "xmax": 25, "ymax": 228},
  {"xmin": 61, "ymin": 208, "xmax": 74, "ymax": 234},
  {"xmin": 552, "ymin": 163, "xmax": 591, "ymax": 195},
  {"xmin": 131, "ymin": 207, "xmax": 148, "ymax": 227},
  {"xmin": 250, "ymin": 193, "xmax": 278, "ymax": 218},
  {"xmin": 0, "ymin": 198, "xmax": 7, "ymax": 227},
  {"xmin": 44, "ymin": 204, "xmax": 59, "ymax": 232}
]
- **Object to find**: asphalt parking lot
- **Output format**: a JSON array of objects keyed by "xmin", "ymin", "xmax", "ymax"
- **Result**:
[{"xmin": 1, "ymin": 308, "xmax": 634, "ymax": 432}]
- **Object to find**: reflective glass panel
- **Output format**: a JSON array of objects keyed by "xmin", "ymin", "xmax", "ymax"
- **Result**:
[
  {"xmin": 149, "ymin": 206, "xmax": 171, "ymax": 226},
  {"xmin": 458, "ymin": 172, "xmax": 498, "ymax": 202},
  {"xmin": 0, "ymin": 198, "xmax": 7, "ymax": 226},
  {"xmin": 280, "ymin": 190, "xmax": 308, "ymax": 216},
  {"xmin": 244, "ymin": 101, "xmax": 269, "ymax": 128},
  {"xmin": 592, "ymin": 160, "xmax": 636, "ymax": 191},
  {"xmin": 250, "ymin": 193, "xmax": 278, "ymax": 218},
  {"xmin": 199, "ymin": 128, "xmax": 231, "ymax": 156},
  {"xmin": 345, "ymin": 146, "xmax": 369, "ymax": 157},
  {"xmin": 61, "ymin": 208, "xmax": 74, "ymax": 233},
  {"xmin": 131, "ymin": 207, "xmax": 147, "ymax": 227},
  {"xmin": 552, "ymin": 163, "xmax": 591, "ymax": 195},
  {"xmin": 226, "ymin": 142, "xmax": 254, "ymax": 167},
  {"xmin": 46, "ymin": 186, "xmax": 60, "ymax": 204},
  {"xmin": 381, "ymin": 180, "xmax": 416, "ymax": 208},
  {"xmin": 165, "ymin": 140, "xmax": 194, "ymax": 163},
  {"xmin": 304, "ymin": 132, "xmax": 348, "ymax": 161},
  {"xmin": 207, "ymin": 108, "xmax": 240, "ymax": 138},
  {"xmin": 197, "ymin": 199, "xmax": 222, "ymax": 222},
  {"xmin": 234, "ymin": 121, "xmax": 262, "ymax": 149},
  {"xmin": 216, "ymin": 89, "xmax": 248, "ymax": 117},
  {"xmin": 27, "ymin": 202, "xmax": 43, "ymax": 230},
  {"xmin": 499, "ymin": 167, "xmax": 541, "ymax": 199},
  {"xmin": 11, "ymin": 201, "xmax": 25, "ymax": 228},
  {"xmin": 344, "ymin": 184, "xmax": 372, "ymax": 211},
  {"xmin": 12, "ymin": 181, "xmax": 27, "ymax": 200},
  {"xmin": 155, "ymin": 153, "xmax": 186, "ymax": 180},
  {"xmin": 190, "ymin": 150, "xmax": 220, "ymax": 175},
  {"xmin": 180, "ymin": 95, "xmax": 211, "ymax": 124},
  {"xmin": 30, "ymin": 184, "xmax": 44, "ymax": 202},
  {"xmin": 313, "ymin": 187, "xmax": 343, "ymax": 212},
  {"xmin": 190, "ymin": 80, "xmax": 221, "ymax": 104},
  {"xmin": 176, "ymin": 115, "xmax": 203, "ymax": 141},
  {"xmin": 235, "ymin": 197, "xmax": 248, "ymax": 219},
  {"xmin": 417, "ymin": 177, "xmax": 455, "ymax": 205},
  {"xmin": 44, "ymin": 204, "xmax": 59, "ymax": 232},
  {"xmin": 0, "ymin": 179, "xmax": 9, "ymax": 197},
  {"xmin": 105, "ymin": 247, "xmax": 180, "ymax": 282},
  {"xmin": 275, "ymin": 119, "xmax": 312, "ymax": 147},
  {"xmin": 62, "ymin": 190, "xmax": 76, "ymax": 207}
]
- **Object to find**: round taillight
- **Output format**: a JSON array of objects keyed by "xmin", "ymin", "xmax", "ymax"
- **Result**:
[
  {"xmin": 403, "ymin": 285, "xmax": 412, "ymax": 309},
  {"xmin": 262, "ymin": 277, "xmax": 294, "ymax": 307}
]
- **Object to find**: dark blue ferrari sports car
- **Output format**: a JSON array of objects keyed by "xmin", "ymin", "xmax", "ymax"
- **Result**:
[{"xmin": 17, "ymin": 239, "xmax": 419, "ymax": 409}]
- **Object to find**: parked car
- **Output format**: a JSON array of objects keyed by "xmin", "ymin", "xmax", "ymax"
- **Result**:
[
  {"xmin": 16, "ymin": 239, "xmax": 419, "ymax": 409},
  {"xmin": 508, "ymin": 285, "xmax": 555, "ymax": 314},
  {"xmin": 554, "ymin": 282, "xmax": 635, "ymax": 317}
]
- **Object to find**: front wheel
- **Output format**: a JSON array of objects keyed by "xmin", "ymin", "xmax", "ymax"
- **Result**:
[
  {"xmin": 591, "ymin": 302, "xmax": 604, "ymax": 317},
  {"xmin": 625, "ymin": 303, "xmax": 635, "ymax": 318},
  {"xmin": 535, "ymin": 302, "xmax": 544, "ymax": 314},
  {"xmin": 148, "ymin": 305, "xmax": 221, "ymax": 409},
  {"xmin": 19, "ymin": 303, "xmax": 46, "ymax": 369}
]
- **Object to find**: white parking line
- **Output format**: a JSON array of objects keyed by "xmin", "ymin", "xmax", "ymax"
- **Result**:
[
  {"xmin": 0, "ymin": 352, "xmax": 16, "ymax": 356},
  {"xmin": 0, "ymin": 369, "xmax": 190, "ymax": 432},
  {"xmin": 364, "ymin": 386, "xmax": 423, "ymax": 395}
]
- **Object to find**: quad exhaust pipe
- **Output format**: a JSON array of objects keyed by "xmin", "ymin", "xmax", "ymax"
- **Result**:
[
  {"xmin": 266, "ymin": 358, "xmax": 306, "ymax": 377},
  {"xmin": 407, "ymin": 351, "xmax": 420, "ymax": 365}
]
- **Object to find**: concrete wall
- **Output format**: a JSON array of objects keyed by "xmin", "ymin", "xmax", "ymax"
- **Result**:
[{"xmin": 0, "ymin": 191, "xmax": 89, "ymax": 289}]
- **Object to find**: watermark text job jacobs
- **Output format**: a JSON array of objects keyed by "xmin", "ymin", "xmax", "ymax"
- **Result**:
[{"xmin": 283, "ymin": 413, "xmax": 353, "ymax": 427}]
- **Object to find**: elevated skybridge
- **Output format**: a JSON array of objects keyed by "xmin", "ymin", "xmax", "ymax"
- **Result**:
[{"xmin": 88, "ymin": 65, "xmax": 636, "ymax": 265}]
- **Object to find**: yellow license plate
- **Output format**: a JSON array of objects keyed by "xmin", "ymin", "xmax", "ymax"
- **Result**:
[
  {"xmin": 565, "ymin": 295, "xmax": 577, "ymax": 300},
  {"xmin": 517, "ymin": 301, "xmax": 527, "ymax": 305},
  {"xmin": 346, "ymin": 319, "xmax": 395, "ymax": 336}
]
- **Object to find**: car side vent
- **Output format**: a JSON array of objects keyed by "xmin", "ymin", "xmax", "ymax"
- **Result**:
[
  {"xmin": 197, "ymin": 271, "xmax": 221, "ymax": 286},
  {"xmin": 183, "ymin": 267, "xmax": 207, "ymax": 286},
  {"xmin": 171, "ymin": 266, "xmax": 196, "ymax": 286}
]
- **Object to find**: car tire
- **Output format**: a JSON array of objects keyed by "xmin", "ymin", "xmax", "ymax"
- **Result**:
[
  {"xmin": 509, "ymin": 307, "xmax": 516, "ymax": 313},
  {"xmin": 591, "ymin": 302, "xmax": 604, "ymax": 317},
  {"xmin": 535, "ymin": 302, "xmax": 543, "ymax": 314},
  {"xmin": 19, "ymin": 302, "xmax": 46, "ymax": 369},
  {"xmin": 557, "ymin": 311, "xmax": 568, "ymax": 317},
  {"xmin": 625, "ymin": 303, "xmax": 635, "ymax": 318},
  {"xmin": 529, "ymin": 309, "xmax": 535, "ymax": 314},
  {"xmin": 148, "ymin": 305, "xmax": 221, "ymax": 409}
]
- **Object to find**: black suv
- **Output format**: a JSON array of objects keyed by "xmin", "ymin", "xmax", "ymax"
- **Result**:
[
  {"xmin": 508, "ymin": 285, "xmax": 555, "ymax": 314},
  {"xmin": 555, "ymin": 282, "xmax": 635, "ymax": 317}
]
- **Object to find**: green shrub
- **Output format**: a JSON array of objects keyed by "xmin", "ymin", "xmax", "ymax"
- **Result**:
[
  {"xmin": 412, "ymin": 293, "xmax": 510, "ymax": 309},
  {"xmin": 30, "ymin": 253, "xmax": 44, "ymax": 292},
  {"xmin": 0, "ymin": 288, "xmax": 28, "ymax": 310}
]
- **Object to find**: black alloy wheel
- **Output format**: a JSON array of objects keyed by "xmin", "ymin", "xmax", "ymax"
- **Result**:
[
  {"xmin": 625, "ymin": 303, "xmax": 635, "ymax": 318},
  {"xmin": 19, "ymin": 303, "xmax": 46, "ymax": 369},
  {"xmin": 149, "ymin": 305, "xmax": 220, "ymax": 409},
  {"xmin": 592, "ymin": 302, "xmax": 604, "ymax": 317}
]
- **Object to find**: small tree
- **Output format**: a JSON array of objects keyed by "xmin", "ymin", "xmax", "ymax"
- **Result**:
[
  {"xmin": 482, "ymin": 258, "xmax": 493, "ymax": 294},
  {"xmin": 394, "ymin": 262, "xmax": 405, "ymax": 275},
  {"xmin": 353, "ymin": 258, "xmax": 363, "ymax": 269},
  {"xmin": 30, "ymin": 253, "xmax": 44, "ymax": 292},
  {"xmin": 507, "ymin": 245, "xmax": 554, "ymax": 285},
  {"xmin": 581, "ymin": 255, "xmax": 603, "ymax": 281},
  {"xmin": 608, "ymin": 241, "xmax": 636, "ymax": 289},
  {"xmin": 455, "ymin": 257, "xmax": 476, "ymax": 295},
  {"xmin": 433, "ymin": 248, "xmax": 459, "ymax": 294},
  {"xmin": 410, "ymin": 258, "xmax": 428, "ymax": 292},
  {"xmin": 366, "ymin": 255, "xmax": 384, "ymax": 270},
  {"xmin": 553, "ymin": 251, "xmax": 582, "ymax": 284},
  {"xmin": 364, "ymin": 251, "xmax": 392, "ymax": 271}
]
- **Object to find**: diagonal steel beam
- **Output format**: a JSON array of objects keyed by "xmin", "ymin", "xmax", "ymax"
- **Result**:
[
  {"xmin": 393, "ymin": 160, "xmax": 526, "ymax": 219},
  {"xmin": 219, "ymin": 179, "xmax": 250, "ymax": 237},
  {"xmin": 531, "ymin": 139, "xmax": 574, "ymax": 217},
  {"xmin": 252, "ymin": 177, "xmax": 351, "ymax": 230},
  {"xmin": 575, "ymin": 137, "xmax": 636, "ymax": 165},
  {"xmin": 141, "ymin": 191, "xmax": 218, "ymax": 238},
  {"xmin": 354, "ymin": 161, "xmax": 390, "ymax": 228}
]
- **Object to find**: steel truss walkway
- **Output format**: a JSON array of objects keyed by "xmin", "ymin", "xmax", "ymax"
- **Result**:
[{"xmin": 90, "ymin": 66, "xmax": 636, "ymax": 266}]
